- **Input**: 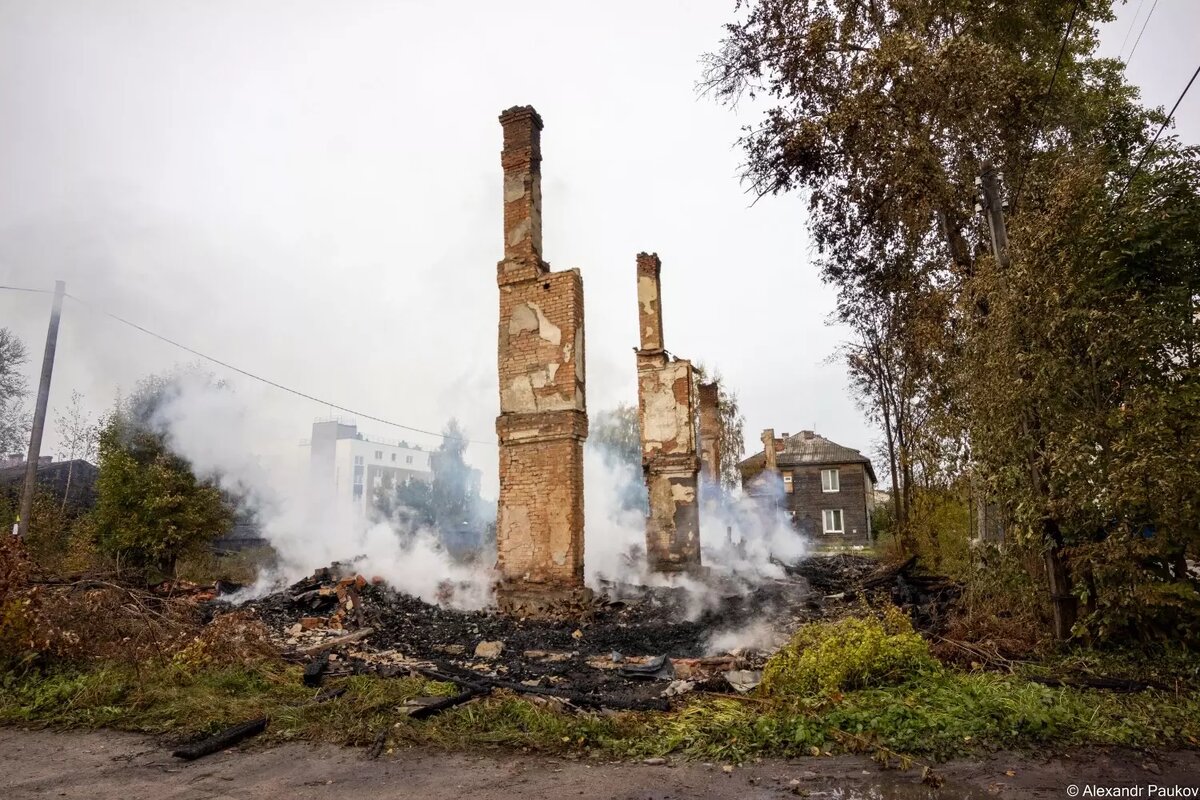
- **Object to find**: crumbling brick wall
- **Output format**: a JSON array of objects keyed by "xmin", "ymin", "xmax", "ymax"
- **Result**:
[
  {"xmin": 495, "ymin": 106, "xmax": 589, "ymax": 613},
  {"xmin": 635, "ymin": 253, "xmax": 701, "ymax": 572},
  {"xmin": 697, "ymin": 381, "xmax": 721, "ymax": 486}
]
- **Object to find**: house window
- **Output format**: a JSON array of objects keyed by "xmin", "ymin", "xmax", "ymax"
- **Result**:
[
  {"xmin": 782, "ymin": 471, "xmax": 794, "ymax": 494},
  {"xmin": 821, "ymin": 468, "xmax": 840, "ymax": 492},
  {"xmin": 373, "ymin": 474, "xmax": 382, "ymax": 488},
  {"xmin": 391, "ymin": 453, "xmax": 396, "ymax": 462},
  {"xmin": 374, "ymin": 450, "xmax": 383, "ymax": 460},
  {"xmin": 822, "ymin": 509, "xmax": 844, "ymax": 534},
  {"xmin": 354, "ymin": 456, "xmax": 364, "ymax": 466},
  {"xmin": 406, "ymin": 455, "xmax": 413, "ymax": 465}
]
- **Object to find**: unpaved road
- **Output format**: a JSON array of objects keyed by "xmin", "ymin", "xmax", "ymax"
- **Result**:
[{"xmin": 2, "ymin": 728, "xmax": 1197, "ymax": 799}]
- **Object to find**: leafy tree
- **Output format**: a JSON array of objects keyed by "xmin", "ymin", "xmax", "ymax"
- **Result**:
[
  {"xmin": 0, "ymin": 328, "xmax": 30, "ymax": 455},
  {"xmin": 589, "ymin": 403, "xmax": 641, "ymax": 468},
  {"xmin": 378, "ymin": 419, "xmax": 485, "ymax": 533},
  {"xmin": 707, "ymin": 0, "xmax": 1200, "ymax": 641},
  {"xmin": 53, "ymin": 390, "xmax": 99, "ymax": 514},
  {"xmin": 92, "ymin": 374, "xmax": 234, "ymax": 580}
]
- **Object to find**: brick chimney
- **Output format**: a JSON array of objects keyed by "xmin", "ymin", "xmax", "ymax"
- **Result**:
[
  {"xmin": 635, "ymin": 252, "xmax": 664, "ymax": 353},
  {"xmin": 499, "ymin": 106, "xmax": 544, "ymax": 276},
  {"xmin": 761, "ymin": 428, "xmax": 777, "ymax": 472}
]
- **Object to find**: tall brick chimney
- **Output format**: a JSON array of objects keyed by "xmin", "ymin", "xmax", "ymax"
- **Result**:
[
  {"xmin": 761, "ymin": 428, "xmax": 778, "ymax": 472},
  {"xmin": 635, "ymin": 252, "xmax": 664, "ymax": 353},
  {"xmin": 634, "ymin": 252, "xmax": 700, "ymax": 573},
  {"xmin": 697, "ymin": 381, "xmax": 721, "ymax": 485},
  {"xmin": 499, "ymin": 106, "xmax": 545, "ymax": 278},
  {"xmin": 494, "ymin": 105, "xmax": 589, "ymax": 616}
]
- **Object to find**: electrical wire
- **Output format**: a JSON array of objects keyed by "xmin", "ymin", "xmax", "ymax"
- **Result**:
[
  {"xmin": 1114, "ymin": 62, "xmax": 1200, "ymax": 207},
  {"xmin": 1117, "ymin": 0, "xmax": 1147, "ymax": 61},
  {"xmin": 1012, "ymin": 0, "xmax": 1083, "ymax": 210},
  {"xmin": 7, "ymin": 287, "xmax": 494, "ymax": 446},
  {"xmin": 0, "ymin": 285, "xmax": 55, "ymax": 294},
  {"xmin": 1124, "ymin": 0, "xmax": 1159, "ymax": 67}
]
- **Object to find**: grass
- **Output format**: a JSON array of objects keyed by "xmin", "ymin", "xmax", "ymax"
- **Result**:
[{"xmin": 2, "ymin": 657, "xmax": 1197, "ymax": 762}]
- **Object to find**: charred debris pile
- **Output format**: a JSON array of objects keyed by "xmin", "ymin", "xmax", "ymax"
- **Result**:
[{"xmin": 199, "ymin": 554, "xmax": 958, "ymax": 711}]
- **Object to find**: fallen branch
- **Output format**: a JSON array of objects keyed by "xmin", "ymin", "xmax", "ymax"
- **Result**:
[{"xmin": 407, "ymin": 686, "xmax": 492, "ymax": 720}]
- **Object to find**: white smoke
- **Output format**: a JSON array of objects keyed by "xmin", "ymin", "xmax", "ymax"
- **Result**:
[
  {"xmin": 148, "ymin": 373, "xmax": 493, "ymax": 609},
  {"xmin": 146, "ymin": 374, "xmax": 808, "ymax": 618},
  {"xmin": 582, "ymin": 439, "xmax": 808, "ymax": 619}
]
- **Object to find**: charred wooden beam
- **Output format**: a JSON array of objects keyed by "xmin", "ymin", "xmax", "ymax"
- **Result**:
[
  {"xmin": 171, "ymin": 717, "xmax": 268, "ymax": 761},
  {"xmin": 416, "ymin": 665, "xmax": 670, "ymax": 712}
]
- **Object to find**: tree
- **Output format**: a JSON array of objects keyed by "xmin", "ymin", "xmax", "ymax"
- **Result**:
[
  {"xmin": 92, "ymin": 373, "xmax": 234, "ymax": 579},
  {"xmin": 707, "ymin": 0, "xmax": 1200, "ymax": 640},
  {"xmin": 0, "ymin": 328, "xmax": 30, "ymax": 455},
  {"xmin": 379, "ymin": 419, "xmax": 484, "ymax": 533},
  {"xmin": 589, "ymin": 404, "xmax": 641, "ymax": 468},
  {"xmin": 53, "ymin": 391, "xmax": 99, "ymax": 514}
]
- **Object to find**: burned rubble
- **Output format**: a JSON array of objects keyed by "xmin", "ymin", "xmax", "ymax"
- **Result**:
[{"xmin": 200, "ymin": 552, "xmax": 952, "ymax": 713}]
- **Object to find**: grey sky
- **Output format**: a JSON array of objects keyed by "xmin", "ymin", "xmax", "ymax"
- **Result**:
[{"xmin": 2, "ymin": 0, "xmax": 1197, "ymax": 496}]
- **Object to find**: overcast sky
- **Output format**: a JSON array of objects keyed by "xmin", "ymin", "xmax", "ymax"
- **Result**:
[{"xmin": 1, "ymin": 0, "xmax": 1197, "ymax": 496}]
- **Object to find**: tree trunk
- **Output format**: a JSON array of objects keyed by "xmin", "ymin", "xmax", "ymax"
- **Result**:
[{"xmin": 1043, "ymin": 520, "xmax": 1077, "ymax": 640}]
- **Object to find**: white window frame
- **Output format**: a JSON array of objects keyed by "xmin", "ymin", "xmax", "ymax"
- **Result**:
[
  {"xmin": 782, "ymin": 470, "xmax": 794, "ymax": 494},
  {"xmin": 374, "ymin": 450, "xmax": 383, "ymax": 460},
  {"xmin": 821, "ymin": 468, "xmax": 840, "ymax": 493},
  {"xmin": 822, "ymin": 508, "xmax": 844, "ymax": 534},
  {"xmin": 406, "ymin": 455, "xmax": 413, "ymax": 464}
]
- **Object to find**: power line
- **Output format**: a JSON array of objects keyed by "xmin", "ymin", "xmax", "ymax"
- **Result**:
[
  {"xmin": 1117, "ymin": 0, "xmax": 1147, "ymax": 60},
  {"xmin": 1012, "ymin": 0, "xmax": 1083, "ymax": 210},
  {"xmin": 1114, "ymin": 62, "xmax": 1200, "ymax": 207},
  {"xmin": 60, "ymin": 292, "xmax": 496, "ymax": 447},
  {"xmin": 1124, "ymin": 0, "xmax": 1159, "ymax": 67},
  {"xmin": 0, "ymin": 285, "xmax": 55, "ymax": 294}
]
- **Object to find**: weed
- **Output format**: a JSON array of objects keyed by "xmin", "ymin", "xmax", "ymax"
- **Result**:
[{"xmin": 762, "ymin": 607, "xmax": 938, "ymax": 697}]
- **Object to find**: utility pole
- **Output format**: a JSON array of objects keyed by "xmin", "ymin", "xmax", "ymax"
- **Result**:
[
  {"xmin": 977, "ymin": 164, "xmax": 1077, "ymax": 640},
  {"xmin": 977, "ymin": 160, "xmax": 1011, "ymax": 270},
  {"xmin": 17, "ymin": 280, "xmax": 65, "ymax": 539}
]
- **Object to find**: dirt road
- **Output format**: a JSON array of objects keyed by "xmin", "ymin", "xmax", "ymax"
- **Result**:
[{"xmin": 2, "ymin": 728, "xmax": 1196, "ymax": 799}]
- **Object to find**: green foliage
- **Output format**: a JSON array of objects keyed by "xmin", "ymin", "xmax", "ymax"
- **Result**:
[
  {"xmin": 708, "ymin": 0, "xmax": 1200, "ymax": 644},
  {"xmin": 589, "ymin": 403, "xmax": 641, "ymax": 468},
  {"xmin": 2, "ymin": 653, "xmax": 1198, "ymax": 762},
  {"xmin": 906, "ymin": 487, "xmax": 971, "ymax": 573},
  {"xmin": 0, "ymin": 326, "xmax": 30, "ymax": 453},
  {"xmin": 762, "ymin": 608, "xmax": 939, "ymax": 697},
  {"xmin": 91, "ymin": 374, "xmax": 234, "ymax": 580},
  {"xmin": 376, "ymin": 418, "xmax": 488, "ymax": 535}
]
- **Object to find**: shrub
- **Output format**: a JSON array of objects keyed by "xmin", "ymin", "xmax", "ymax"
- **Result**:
[{"xmin": 761, "ymin": 607, "xmax": 939, "ymax": 697}]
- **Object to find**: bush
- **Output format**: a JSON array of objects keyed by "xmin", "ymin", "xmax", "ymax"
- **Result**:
[{"xmin": 761, "ymin": 607, "xmax": 939, "ymax": 697}]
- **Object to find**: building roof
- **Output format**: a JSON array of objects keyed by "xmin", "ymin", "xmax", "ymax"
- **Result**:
[{"xmin": 739, "ymin": 431, "xmax": 877, "ymax": 483}]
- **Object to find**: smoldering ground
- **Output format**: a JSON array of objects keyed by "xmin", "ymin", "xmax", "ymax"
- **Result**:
[{"xmin": 139, "ymin": 376, "xmax": 816, "ymax": 655}]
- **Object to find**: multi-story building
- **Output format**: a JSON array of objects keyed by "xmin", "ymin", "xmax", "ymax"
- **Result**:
[
  {"xmin": 740, "ymin": 430, "xmax": 877, "ymax": 544},
  {"xmin": 307, "ymin": 418, "xmax": 433, "ymax": 516}
]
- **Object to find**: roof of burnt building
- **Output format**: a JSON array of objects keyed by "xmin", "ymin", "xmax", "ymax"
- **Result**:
[{"xmin": 738, "ymin": 430, "xmax": 876, "ymax": 483}]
